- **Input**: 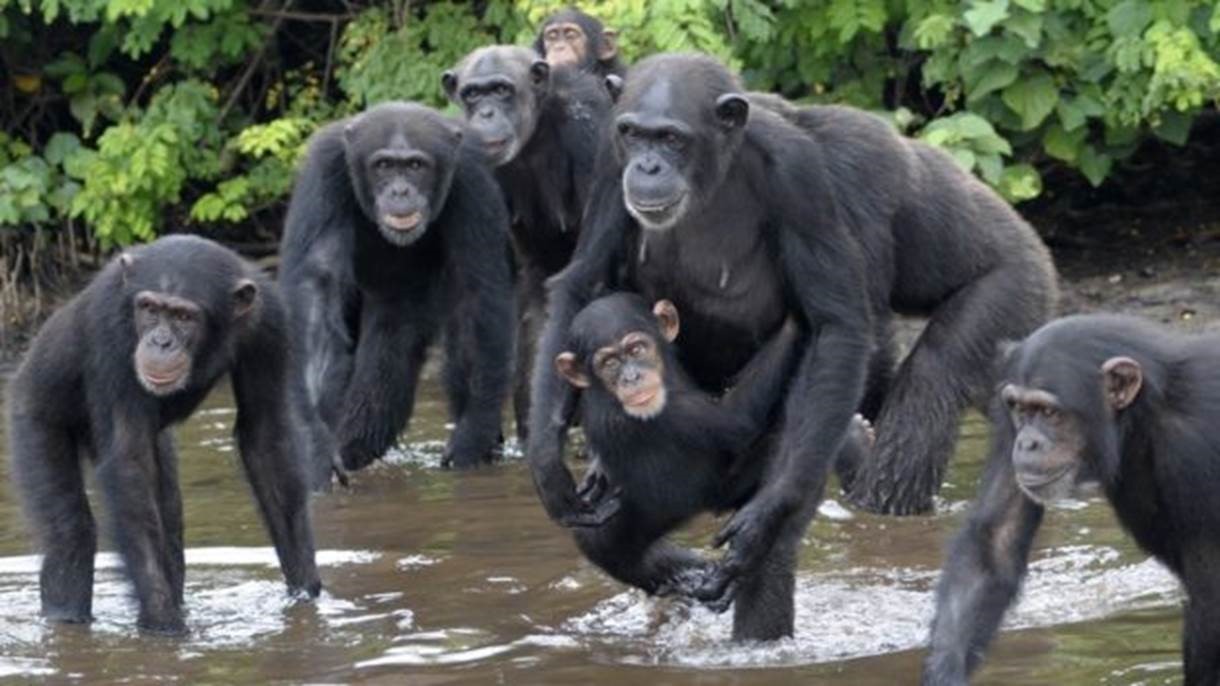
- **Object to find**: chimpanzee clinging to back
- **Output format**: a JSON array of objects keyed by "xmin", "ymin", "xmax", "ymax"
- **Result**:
[
  {"xmin": 532, "ymin": 7, "xmax": 624, "ymax": 78},
  {"xmin": 526, "ymin": 53, "xmax": 1056, "ymax": 639},
  {"xmin": 5, "ymin": 235, "xmax": 321, "ymax": 634},
  {"xmin": 443, "ymin": 45, "xmax": 612, "ymax": 442},
  {"xmin": 924, "ymin": 315, "xmax": 1220, "ymax": 686},
  {"xmin": 279, "ymin": 102, "xmax": 515, "ymax": 484},
  {"xmin": 555, "ymin": 294, "xmax": 874, "ymax": 631}
]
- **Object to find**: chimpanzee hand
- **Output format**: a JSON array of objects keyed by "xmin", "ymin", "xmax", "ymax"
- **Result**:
[
  {"xmin": 694, "ymin": 497, "xmax": 790, "ymax": 612},
  {"xmin": 575, "ymin": 454, "xmax": 623, "ymax": 513},
  {"xmin": 533, "ymin": 458, "xmax": 621, "ymax": 527}
]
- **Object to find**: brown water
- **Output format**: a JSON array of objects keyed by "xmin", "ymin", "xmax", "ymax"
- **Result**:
[{"xmin": 0, "ymin": 378, "xmax": 1185, "ymax": 685}]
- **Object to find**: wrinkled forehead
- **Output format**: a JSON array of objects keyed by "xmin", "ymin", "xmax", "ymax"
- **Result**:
[
  {"xmin": 462, "ymin": 48, "xmax": 532, "ymax": 81},
  {"xmin": 352, "ymin": 109, "xmax": 448, "ymax": 154},
  {"xmin": 123, "ymin": 255, "xmax": 228, "ymax": 311},
  {"xmin": 621, "ymin": 74, "xmax": 704, "ymax": 124}
]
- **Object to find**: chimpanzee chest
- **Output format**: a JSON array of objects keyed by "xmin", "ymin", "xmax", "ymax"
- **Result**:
[{"xmin": 629, "ymin": 221, "xmax": 787, "ymax": 390}]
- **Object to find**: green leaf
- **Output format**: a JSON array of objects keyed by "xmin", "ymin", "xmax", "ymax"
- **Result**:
[
  {"xmin": 1107, "ymin": 0, "xmax": 1152, "ymax": 37},
  {"xmin": 1078, "ymin": 145, "xmax": 1113, "ymax": 186},
  {"xmin": 1043, "ymin": 123, "xmax": 1087, "ymax": 162},
  {"xmin": 44, "ymin": 132, "xmax": 82, "ymax": 166},
  {"xmin": 998, "ymin": 163, "xmax": 1042, "ymax": 201},
  {"xmin": 967, "ymin": 61, "xmax": 1019, "ymax": 101},
  {"xmin": 1212, "ymin": 5, "xmax": 1220, "ymax": 33},
  {"xmin": 950, "ymin": 148, "xmax": 977, "ymax": 171},
  {"xmin": 1012, "ymin": 0, "xmax": 1045, "ymax": 11},
  {"xmin": 1152, "ymin": 110, "xmax": 1192, "ymax": 146},
  {"xmin": 976, "ymin": 153, "xmax": 1004, "ymax": 184},
  {"xmin": 1001, "ymin": 71, "xmax": 1058, "ymax": 130},
  {"xmin": 964, "ymin": 0, "xmax": 1010, "ymax": 37},
  {"xmin": 1005, "ymin": 11, "xmax": 1043, "ymax": 48}
]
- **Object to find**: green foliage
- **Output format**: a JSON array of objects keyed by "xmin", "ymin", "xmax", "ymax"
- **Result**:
[{"xmin": 1, "ymin": 0, "xmax": 1217, "ymax": 247}]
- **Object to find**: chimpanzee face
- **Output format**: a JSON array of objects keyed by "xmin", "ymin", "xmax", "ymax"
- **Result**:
[
  {"xmin": 1000, "ymin": 356, "xmax": 1143, "ymax": 504},
  {"xmin": 611, "ymin": 57, "xmax": 749, "ymax": 231},
  {"xmin": 443, "ymin": 46, "xmax": 548, "ymax": 167},
  {"xmin": 555, "ymin": 299, "xmax": 681, "ymax": 420},
  {"xmin": 344, "ymin": 103, "xmax": 461, "ymax": 247},
  {"xmin": 542, "ymin": 21, "xmax": 588, "ymax": 68}
]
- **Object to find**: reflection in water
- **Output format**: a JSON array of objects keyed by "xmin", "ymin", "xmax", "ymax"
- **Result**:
[{"xmin": 0, "ymin": 379, "xmax": 1187, "ymax": 684}]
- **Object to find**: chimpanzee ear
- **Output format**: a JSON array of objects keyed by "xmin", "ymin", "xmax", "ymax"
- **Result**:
[
  {"xmin": 555, "ymin": 352, "xmax": 590, "ymax": 388},
  {"xmin": 441, "ymin": 70, "xmax": 459, "ymax": 100},
  {"xmin": 530, "ymin": 59, "xmax": 551, "ymax": 87},
  {"xmin": 118, "ymin": 251, "xmax": 135, "ymax": 283},
  {"xmin": 715, "ymin": 93, "xmax": 749, "ymax": 131},
  {"xmin": 605, "ymin": 74, "xmax": 623, "ymax": 102},
  {"xmin": 652, "ymin": 299, "xmax": 680, "ymax": 343},
  {"xmin": 232, "ymin": 279, "xmax": 259, "ymax": 318},
  {"xmin": 1101, "ymin": 356, "xmax": 1142, "ymax": 410},
  {"xmin": 342, "ymin": 114, "xmax": 362, "ymax": 143},
  {"xmin": 598, "ymin": 28, "xmax": 619, "ymax": 61}
]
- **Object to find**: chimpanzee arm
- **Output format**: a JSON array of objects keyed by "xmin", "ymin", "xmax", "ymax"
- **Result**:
[
  {"xmin": 90, "ymin": 401, "xmax": 184, "ymax": 633},
  {"xmin": 441, "ymin": 159, "xmax": 516, "ymax": 468},
  {"xmin": 1181, "ymin": 541, "xmax": 1220, "ymax": 685},
  {"xmin": 720, "ymin": 317, "xmax": 801, "ymax": 431},
  {"xmin": 230, "ymin": 288, "xmax": 322, "ymax": 598},
  {"xmin": 526, "ymin": 163, "xmax": 629, "ymax": 527},
  {"xmin": 697, "ymin": 137, "xmax": 873, "ymax": 604},
  {"xmin": 922, "ymin": 420, "xmax": 1043, "ymax": 686},
  {"xmin": 337, "ymin": 296, "xmax": 431, "ymax": 470}
]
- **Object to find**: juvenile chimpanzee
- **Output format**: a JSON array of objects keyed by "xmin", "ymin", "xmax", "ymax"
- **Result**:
[
  {"xmin": 532, "ymin": 7, "xmax": 624, "ymax": 78},
  {"xmin": 556, "ymin": 294, "xmax": 874, "ymax": 631},
  {"xmin": 924, "ymin": 314, "xmax": 1220, "ymax": 686},
  {"xmin": 443, "ymin": 46, "xmax": 612, "ymax": 442},
  {"xmin": 527, "ymin": 53, "xmax": 1055, "ymax": 639},
  {"xmin": 5, "ymin": 235, "xmax": 321, "ymax": 634},
  {"xmin": 279, "ymin": 102, "xmax": 515, "ymax": 482}
]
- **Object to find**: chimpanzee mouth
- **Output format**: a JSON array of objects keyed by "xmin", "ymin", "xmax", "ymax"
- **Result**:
[
  {"xmin": 1017, "ymin": 467, "xmax": 1072, "ymax": 489},
  {"xmin": 626, "ymin": 193, "xmax": 687, "ymax": 227},
  {"xmin": 138, "ymin": 360, "xmax": 190, "ymax": 394},
  {"xmin": 383, "ymin": 212, "xmax": 423, "ymax": 232},
  {"xmin": 622, "ymin": 388, "xmax": 658, "ymax": 407}
]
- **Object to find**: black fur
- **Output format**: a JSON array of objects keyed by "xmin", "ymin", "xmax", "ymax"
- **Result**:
[
  {"xmin": 924, "ymin": 314, "xmax": 1220, "ymax": 685},
  {"xmin": 6, "ymin": 235, "xmax": 320, "ymax": 634},
  {"xmin": 755, "ymin": 98, "xmax": 1059, "ymax": 515},
  {"xmin": 532, "ymin": 7, "xmax": 625, "ymax": 78},
  {"xmin": 279, "ymin": 102, "xmax": 515, "ymax": 483}
]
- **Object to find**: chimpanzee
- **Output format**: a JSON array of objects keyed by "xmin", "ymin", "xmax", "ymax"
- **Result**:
[
  {"xmin": 279, "ymin": 102, "xmax": 515, "ymax": 482},
  {"xmin": 442, "ymin": 46, "xmax": 612, "ymax": 442},
  {"xmin": 526, "ymin": 53, "xmax": 1055, "ymax": 639},
  {"xmin": 924, "ymin": 314, "xmax": 1220, "ymax": 686},
  {"xmin": 716, "ymin": 90, "xmax": 1059, "ymax": 515},
  {"xmin": 5, "ymin": 235, "xmax": 321, "ymax": 634},
  {"xmin": 556, "ymin": 294, "xmax": 875, "ymax": 631},
  {"xmin": 532, "ymin": 7, "xmax": 624, "ymax": 78}
]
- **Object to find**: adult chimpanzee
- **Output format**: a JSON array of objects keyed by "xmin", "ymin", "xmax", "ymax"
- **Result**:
[
  {"xmin": 557, "ymin": 294, "xmax": 876, "ymax": 630},
  {"xmin": 727, "ymin": 94, "xmax": 1058, "ymax": 515},
  {"xmin": 533, "ymin": 7, "xmax": 624, "ymax": 78},
  {"xmin": 924, "ymin": 314, "xmax": 1220, "ymax": 686},
  {"xmin": 279, "ymin": 102, "xmax": 515, "ymax": 482},
  {"xmin": 5, "ymin": 235, "xmax": 321, "ymax": 634},
  {"xmin": 442, "ymin": 45, "xmax": 612, "ymax": 442},
  {"xmin": 527, "ymin": 53, "xmax": 1055, "ymax": 639}
]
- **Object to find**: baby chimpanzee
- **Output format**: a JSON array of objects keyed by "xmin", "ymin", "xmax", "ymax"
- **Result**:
[{"xmin": 553, "ymin": 293, "xmax": 872, "ymax": 611}]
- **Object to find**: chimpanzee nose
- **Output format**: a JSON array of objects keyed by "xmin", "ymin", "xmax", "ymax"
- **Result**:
[
  {"xmin": 478, "ymin": 108, "xmax": 495, "ymax": 120},
  {"xmin": 634, "ymin": 156, "xmax": 661, "ymax": 175},
  {"xmin": 152, "ymin": 330, "xmax": 172, "ymax": 349},
  {"xmin": 621, "ymin": 366, "xmax": 640, "ymax": 384},
  {"xmin": 1017, "ymin": 436, "xmax": 1041, "ymax": 452}
]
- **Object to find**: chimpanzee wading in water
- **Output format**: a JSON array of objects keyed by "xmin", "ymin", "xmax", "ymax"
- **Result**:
[
  {"xmin": 279, "ymin": 102, "xmax": 515, "ymax": 484},
  {"xmin": 443, "ymin": 46, "xmax": 612, "ymax": 441},
  {"xmin": 6, "ymin": 235, "xmax": 321, "ymax": 634},
  {"xmin": 557, "ymin": 294, "xmax": 874, "ymax": 625},
  {"xmin": 527, "ymin": 53, "xmax": 1056, "ymax": 639},
  {"xmin": 924, "ymin": 314, "xmax": 1220, "ymax": 686}
]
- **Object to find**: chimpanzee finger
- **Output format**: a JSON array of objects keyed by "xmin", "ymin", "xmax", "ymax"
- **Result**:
[
  {"xmin": 702, "ymin": 579, "xmax": 739, "ymax": 614},
  {"xmin": 711, "ymin": 515, "xmax": 744, "ymax": 549}
]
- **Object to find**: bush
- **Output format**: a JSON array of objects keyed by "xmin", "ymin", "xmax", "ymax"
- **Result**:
[{"xmin": 0, "ymin": 0, "xmax": 1216, "ymax": 246}]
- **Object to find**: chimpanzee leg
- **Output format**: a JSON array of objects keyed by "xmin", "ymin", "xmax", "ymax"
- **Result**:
[
  {"xmin": 512, "ymin": 275, "xmax": 545, "ymax": 444},
  {"xmin": 154, "ymin": 432, "xmax": 184, "ymax": 607},
  {"xmin": 573, "ymin": 506, "xmax": 706, "ymax": 595},
  {"xmin": 1181, "ymin": 545, "xmax": 1220, "ymax": 686},
  {"xmin": 9, "ymin": 415, "xmax": 96, "ymax": 623},
  {"xmin": 94, "ymin": 425, "xmax": 182, "ymax": 634},
  {"xmin": 850, "ymin": 264, "xmax": 1056, "ymax": 515}
]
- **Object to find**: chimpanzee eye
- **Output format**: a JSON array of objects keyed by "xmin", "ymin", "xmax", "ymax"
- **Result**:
[
  {"xmin": 617, "ymin": 122, "xmax": 633, "ymax": 138},
  {"xmin": 494, "ymin": 84, "xmax": 511, "ymax": 97},
  {"xmin": 1041, "ymin": 405, "xmax": 1058, "ymax": 419},
  {"xmin": 602, "ymin": 357, "xmax": 621, "ymax": 373},
  {"xmin": 373, "ymin": 158, "xmax": 393, "ymax": 171},
  {"xmin": 173, "ymin": 311, "xmax": 193, "ymax": 323},
  {"xmin": 406, "ymin": 158, "xmax": 424, "ymax": 171},
  {"xmin": 663, "ymin": 132, "xmax": 682, "ymax": 148},
  {"xmin": 628, "ymin": 342, "xmax": 644, "ymax": 357}
]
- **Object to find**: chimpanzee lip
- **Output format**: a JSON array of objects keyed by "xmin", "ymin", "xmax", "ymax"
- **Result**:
[
  {"xmin": 143, "ymin": 363, "xmax": 188, "ymax": 386},
  {"xmin": 383, "ymin": 212, "xmax": 422, "ymax": 231},
  {"xmin": 1017, "ymin": 467, "xmax": 1071, "ymax": 489},
  {"xmin": 629, "ymin": 193, "xmax": 684, "ymax": 215},
  {"xmin": 622, "ymin": 388, "xmax": 659, "ymax": 407}
]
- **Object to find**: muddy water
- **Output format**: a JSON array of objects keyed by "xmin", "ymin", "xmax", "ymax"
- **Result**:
[{"xmin": 0, "ymin": 378, "xmax": 1185, "ymax": 685}]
